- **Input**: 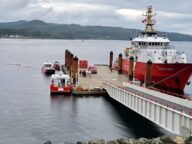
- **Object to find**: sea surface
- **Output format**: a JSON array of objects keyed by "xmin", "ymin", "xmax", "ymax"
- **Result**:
[{"xmin": 0, "ymin": 39, "xmax": 191, "ymax": 144}]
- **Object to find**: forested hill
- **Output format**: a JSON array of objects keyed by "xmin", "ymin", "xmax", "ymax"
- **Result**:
[{"xmin": 0, "ymin": 20, "xmax": 192, "ymax": 41}]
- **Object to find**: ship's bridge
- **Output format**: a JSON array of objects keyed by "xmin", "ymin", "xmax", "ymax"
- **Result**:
[
  {"xmin": 130, "ymin": 35, "xmax": 187, "ymax": 64},
  {"xmin": 131, "ymin": 35, "xmax": 170, "ymax": 49}
]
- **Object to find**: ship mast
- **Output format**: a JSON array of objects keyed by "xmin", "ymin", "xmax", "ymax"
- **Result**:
[{"xmin": 143, "ymin": 5, "xmax": 156, "ymax": 35}]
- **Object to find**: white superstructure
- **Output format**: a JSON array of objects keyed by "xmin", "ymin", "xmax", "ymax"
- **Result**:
[{"xmin": 127, "ymin": 5, "xmax": 187, "ymax": 64}]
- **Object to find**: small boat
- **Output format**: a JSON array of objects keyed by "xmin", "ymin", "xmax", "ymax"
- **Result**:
[
  {"xmin": 53, "ymin": 61, "xmax": 60, "ymax": 70},
  {"xmin": 41, "ymin": 62, "xmax": 55, "ymax": 75},
  {"xmin": 50, "ymin": 73, "xmax": 73, "ymax": 94}
]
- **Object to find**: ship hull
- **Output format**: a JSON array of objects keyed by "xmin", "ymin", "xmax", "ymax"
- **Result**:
[
  {"xmin": 50, "ymin": 84, "xmax": 72, "ymax": 94},
  {"xmin": 114, "ymin": 60, "xmax": 192, "ymax": 92},
  {"xmin": 114, "ymin": 59, "xmax": 130, "ymax": 74},
  {"xmin": 134, "ymin": 62, "xmax": 192, "ymax": 91}
]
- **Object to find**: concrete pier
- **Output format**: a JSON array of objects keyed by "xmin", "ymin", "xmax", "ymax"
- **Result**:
[
  {"xmin": 103, "ymin": 78, "xmax": 192, "ymax": 137},
  {"xmin": 78, "ymin": 65, "xmax": 126, "ymax": 90},
  {"xmin": 68, "ymin": 63, "xmax": 192, "ymax": 137}
]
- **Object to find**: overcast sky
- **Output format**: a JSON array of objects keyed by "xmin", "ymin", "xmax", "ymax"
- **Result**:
[{"xmin": 0, "ymin": 0, "xmax": 191, "ymax": 35}]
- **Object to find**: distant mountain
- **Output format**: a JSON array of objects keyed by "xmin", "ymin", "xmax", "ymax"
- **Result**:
[{"xmin": 0, "ymin": 20, "xmax": 192, "ymax": 41}]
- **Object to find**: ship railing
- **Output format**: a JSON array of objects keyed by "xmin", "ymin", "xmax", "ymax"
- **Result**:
[
  {"xmin": 147, "ymin": 51, "xmax": 184, "ymax": 56},
  {"xmin": 176, "ymin": 52, "xmax": 185, "ymax": 55},
  {"xmin": 164, "ymin": 45, "xmax": 175, "ymax": 49},
  {"xmin": 139, "ymin": 45, "xmax": 175, "ymax": 49}
]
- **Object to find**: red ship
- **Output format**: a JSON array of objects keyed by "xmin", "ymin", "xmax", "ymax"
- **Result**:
[{"xmin": 114, "ymin": 5, "xmax": 192, "ymax": 93}]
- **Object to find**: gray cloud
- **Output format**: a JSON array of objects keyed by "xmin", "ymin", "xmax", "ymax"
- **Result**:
[{"xmin": 0, "ymin": 0, "xmax": 191, "ymax": 34}]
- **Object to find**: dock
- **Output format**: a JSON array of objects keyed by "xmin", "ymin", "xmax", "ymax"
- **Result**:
[
  {"xmin": 63, "ymin": 50, "xmax": 192, "ymax": 137},
  {"xmin": 72, "ymin": 65, "xmax": 126, "ymax": 96},
  {"xmin": 77, "ymin": 65, "xmax": 125, "ymax": 89},
  {"xmin": 78, "ymin": 65, "xmax": 192, "ymax": 137}
]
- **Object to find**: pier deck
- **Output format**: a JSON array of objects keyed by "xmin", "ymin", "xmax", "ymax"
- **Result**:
[{"xmin": 78, "ymin": 65, "xmax": 125, "ymax": 89}]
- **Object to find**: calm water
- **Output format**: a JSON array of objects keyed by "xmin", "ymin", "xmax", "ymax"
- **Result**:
[{"xmin": 0, "ymin": 39, "xmax": 191, "ymax": 144}]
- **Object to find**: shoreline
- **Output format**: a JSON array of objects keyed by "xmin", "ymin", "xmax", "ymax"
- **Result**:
[{"xmin": 43, "ymin": 136, "xmax": 191, "ymax": 144}]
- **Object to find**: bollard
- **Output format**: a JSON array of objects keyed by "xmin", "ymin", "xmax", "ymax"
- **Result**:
[
  {"xmin": 118, "ymin": 53, "xmax": 123, "ymax": 74},
  {"xmin": 128, "ymin": 56, "xmax": 134, "ymax": 81},
  {"xmin": 73, "ymin": 56, "xmax": 79, "ymax": 85},
  {"xmin": 145, "ymin": 60, "xmax": 153, "ymax": 87},
  {"xmin": 109, "ymin": 51, "xmax": 113, "ymax": 69}
]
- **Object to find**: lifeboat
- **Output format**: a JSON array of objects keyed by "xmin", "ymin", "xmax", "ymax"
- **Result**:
[
  {"xmin": 41, "ymin": 62, "xmax": 55, "ymax": 75},
  {"xmin": 50, "ymin": 73, "xmax": 73, "ymax": 94}
]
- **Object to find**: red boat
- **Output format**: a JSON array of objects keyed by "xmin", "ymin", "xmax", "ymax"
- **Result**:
[
  {"xmin": 114, "ymin": 5, "xmax": 192, "ymax": 93},
  {"xmin": 50, "ymin": 73, "xmax": 73, "ymax": 94}
]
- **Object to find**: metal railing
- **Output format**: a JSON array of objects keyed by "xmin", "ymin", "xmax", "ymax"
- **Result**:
[{"xmin": 103, "ymin": 81, "xmax": 192, "ymax": 117}]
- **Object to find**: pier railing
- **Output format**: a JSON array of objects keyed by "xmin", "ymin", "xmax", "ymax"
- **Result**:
[{"xmin": 103, "ymin": 80, "xmax": 192, "ymax": 137}]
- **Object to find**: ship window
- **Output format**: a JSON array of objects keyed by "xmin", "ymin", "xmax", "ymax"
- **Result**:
[
  {"xmin": 61, "ymin": 79, "xmax": 65, "ymax": 85},
  {"xmin": 149, "ymin": 43, "xmax": 151, "ymax": 46},
  {"xmin": 139, "ymin": 42, "xmax": 141, "ymax": 45}
]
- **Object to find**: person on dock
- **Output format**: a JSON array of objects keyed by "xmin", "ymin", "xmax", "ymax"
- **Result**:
[{"xmin": 79, "ymin": 70, "xmax": 82, "ymax": 77}]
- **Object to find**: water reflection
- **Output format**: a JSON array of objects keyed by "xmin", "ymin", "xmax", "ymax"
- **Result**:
[
  {"xmin": 49, "ymin": 95, "xmax": 170, "ymax": 140},
  {"xmin": 104, "ymin": 97, "xmax": 169, "ymax": 138}
]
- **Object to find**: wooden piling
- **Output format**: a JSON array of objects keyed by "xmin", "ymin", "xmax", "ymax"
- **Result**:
[
  {"xmin": 73, "ymin": 56, "xmax": 79, "ymax": 85},
  {"xmin": 65, "ymin": 49, "xmax": 68, "ymax": 67},
  {"xmin": 109, "ymin": 51, "xmax": 113, "ymax": 69},
  {"xmin": 145, "ymin": 60, "xmax": 153, "ymax": 87},
  {"xmin": 118, "ymin": 53, "xmax": 123, "ymax": 74},
  {"xmin": 70, "ymin": 53, "xmax": 74, "ymax": 76},
  {"xmin": 67, "ymin": 51, "xmax": 71, "ymax": 70},
  {"xmin": 128, "ymin": 56, "xmax": 134, "ymax": 81}
]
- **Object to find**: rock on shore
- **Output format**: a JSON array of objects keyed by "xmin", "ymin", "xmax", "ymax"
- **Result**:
[{"xmin": 43, "ymin": 136, "xmax": 192, "ymax": 144}]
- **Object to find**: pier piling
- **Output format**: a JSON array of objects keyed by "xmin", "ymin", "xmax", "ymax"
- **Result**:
[
  {"xmin": 73, "ymin": 56, "xmax": 79, "ymax": 85},
  {"xmin": 65, "ymin": 49, "xmax": 68, "ymax": 67},
  {"xmin": 70, "ymin": 53, "xmax": 74, "ymax": 76},
  {"xmin": 128, "ymin": 56, "xmax": 134, "ymax": 81},
  {"xmin": 66, "ymin": 51, "xmax": 70, "ymax": 70},
  {"xmin": 109, "ymin": 51, "xmax": 113, "ymax": 69},
  {"xmin": 118, "ymin": 53, "xmax": 123, "ymax": 74},
  {"xmin": 145, "ymin": 60, "xmax": 153, "ymax": 87}
]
